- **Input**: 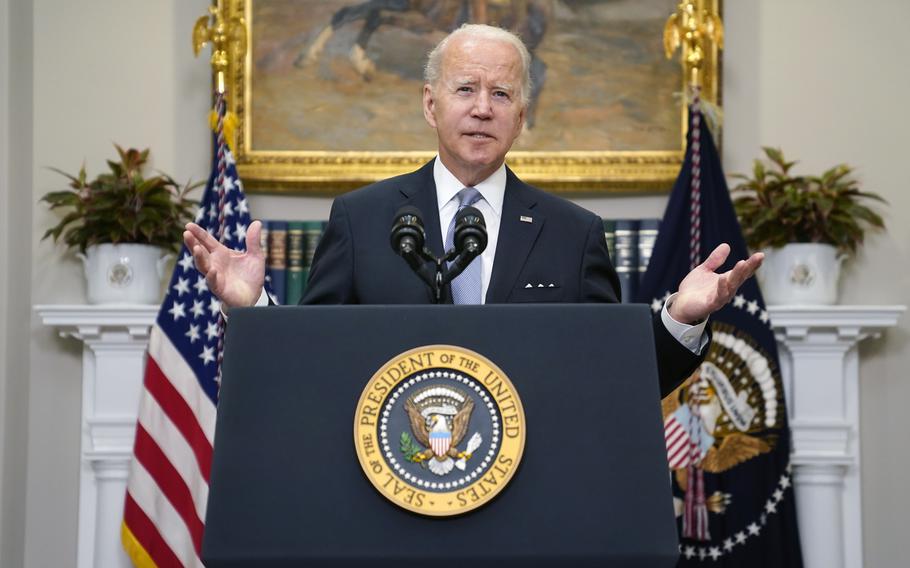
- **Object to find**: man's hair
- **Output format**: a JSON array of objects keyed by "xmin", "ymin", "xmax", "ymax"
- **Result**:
[{"xmin": 424, "ymin": 24, "xmax": 532, "ymax": 107}]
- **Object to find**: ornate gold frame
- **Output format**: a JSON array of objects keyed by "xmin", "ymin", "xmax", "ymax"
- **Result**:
[{"xmin": 223, "ymin": 0, "xmax": 721, "ymax": 195}]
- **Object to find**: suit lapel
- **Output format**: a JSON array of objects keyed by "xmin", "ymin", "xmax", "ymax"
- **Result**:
[
  {"xmin": 398, "ymin": 161, "xmax": 444, "ymax": 258},
  {"xmin": 396, "ymin": 161, "xmax": 445, "ymax": 303},
  {"xmin": 486, "ymin": 168, "xmax": 544, "ymax": 303}
]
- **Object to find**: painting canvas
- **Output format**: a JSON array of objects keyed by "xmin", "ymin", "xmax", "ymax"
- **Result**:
[{"xmin": 229, "ymin": 0, "xmax": 720, "ymax": 193}]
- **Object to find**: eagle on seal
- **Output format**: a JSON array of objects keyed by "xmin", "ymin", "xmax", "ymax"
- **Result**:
[{"xmin": 404, "ymin": 387, "xmax": 477, "ymax": 476}]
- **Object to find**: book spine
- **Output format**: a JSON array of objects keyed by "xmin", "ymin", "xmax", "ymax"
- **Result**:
[
  {"xmin": 286, "ymin": 222, "xmax": 306, "ymax": 305},
  {"xmin": 602, "ymin": 219, "xmax": 617, "ymax": 265},
  {"xmin": 637, "ymin": 219, "xmax": 660, "ymax": 286},
  {"xmin": 613, "ymin": 220, "xmax": 639, "ymax": 303},
  {"xmin": 267, "ymin": 221, "xmax": 288, "ymax": 305},
  {"xmin": 302, "ymin": 220, "xmax": 324, "ymax": 295}
]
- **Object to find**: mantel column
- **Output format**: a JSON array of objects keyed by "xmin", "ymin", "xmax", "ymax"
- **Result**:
[
  {"xmin": 769, "ymin": 306, "xmax": 904, "ymax": 568},
  {"xmin": 36, "ymin": 305, "xmax": 158, "ymax": 568}
]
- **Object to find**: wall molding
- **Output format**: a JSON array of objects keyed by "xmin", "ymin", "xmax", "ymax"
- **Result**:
[{"xmin": 769, "ymin": 305, "xmax": 905, "ymax": 568}]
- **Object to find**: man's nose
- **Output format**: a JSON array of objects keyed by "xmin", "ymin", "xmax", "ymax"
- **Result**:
[{"xmin": 471, "ymin": 90, "xmax": 493, "ymax": 119}]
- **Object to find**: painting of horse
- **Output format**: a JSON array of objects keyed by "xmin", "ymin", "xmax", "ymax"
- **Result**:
[{"xmin": 246, "ymin": 0, "xmax": 683, "ymax": 157}]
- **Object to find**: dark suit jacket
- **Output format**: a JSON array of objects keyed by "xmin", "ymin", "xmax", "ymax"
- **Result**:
[{"xmin": 301, "ymin": 161, "xmax": 701, "ymax": 395}]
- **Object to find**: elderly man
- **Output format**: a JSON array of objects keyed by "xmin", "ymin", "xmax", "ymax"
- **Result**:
[{"xmin": 184, "ymin": 24, "xmax": 762, "ymax": 395}]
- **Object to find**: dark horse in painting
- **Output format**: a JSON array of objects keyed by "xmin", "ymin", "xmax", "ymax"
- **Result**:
[{"xmin": 299, "ymin": 0, "xmax": 551, "ymax": 128}]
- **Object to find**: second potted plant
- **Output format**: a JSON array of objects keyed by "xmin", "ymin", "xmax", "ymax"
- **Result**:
[
  {"xmin": 41, "ymin": 144, "xmax": 202, "ymax": 304},
  {"xmin": 732, "ymin": 147, "xmax": 886, "ymax": 304}
]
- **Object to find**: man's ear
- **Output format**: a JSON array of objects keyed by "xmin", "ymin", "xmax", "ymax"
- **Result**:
[
  {"xmin": 423, "ymin": 84, "xmax": 437, "ymax": 129},
  {"xmin": 516, "ymin": 103, "xmax": 526, "ymax": 135}
]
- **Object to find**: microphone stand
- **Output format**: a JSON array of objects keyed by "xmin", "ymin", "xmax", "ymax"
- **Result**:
[
  {"xmin": 391, "ymin": 206, "xmax": 485, "ymax": 304},
  {"xmin": 403, "ymin": 246, "xmax": 475, "ymax": 304}
]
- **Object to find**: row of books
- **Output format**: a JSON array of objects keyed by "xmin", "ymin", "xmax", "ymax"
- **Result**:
[
  {"xmin": 604, "ymin": 219, "xmax": 661, "ymax": 304},
  {"xmin": 260, "ymin": 221, "xmax": 327, "ymax": 305},
  {"xmin": 260, "ymin": 218, "xmax": 660, "ymax": 305}
]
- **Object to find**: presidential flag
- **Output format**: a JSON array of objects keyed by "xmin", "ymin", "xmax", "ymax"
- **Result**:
[
  {"xmin": 121, "ymin": 93, "xmax": 256, "ymax": 567},
  {"xmin": 638, "ymin": 100, "xmax": 803, "ymax": 566}
]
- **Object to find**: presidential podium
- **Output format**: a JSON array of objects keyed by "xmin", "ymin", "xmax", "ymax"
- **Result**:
[{"xmin": 202, "ymin": 304, "xmax": 679, "ymax": 567}]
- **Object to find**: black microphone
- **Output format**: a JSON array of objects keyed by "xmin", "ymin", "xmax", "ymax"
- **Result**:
[
  {"xmin": 452, "ymin": 206, "xmax": 487, "ymax": 259},
  {"xmin": 390, "ymin": 206, "xmax": 437, "ymax": 294},
  {"xmin": 442, "ymin": 206, "xmax": 487, "ymax": 286},
  {"xmin": 390, "ymin": 206, "xmax": 426, "ymax": 260}
]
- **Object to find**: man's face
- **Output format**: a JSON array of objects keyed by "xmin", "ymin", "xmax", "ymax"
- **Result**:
[{"xmin": 423, "ymin": 36, "xmax": 526, "ymax": 186}]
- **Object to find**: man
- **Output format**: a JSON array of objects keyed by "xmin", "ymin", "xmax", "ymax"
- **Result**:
[{"xmin": 184, "ymin": 24, "xmax": 762, "ymax": 395}]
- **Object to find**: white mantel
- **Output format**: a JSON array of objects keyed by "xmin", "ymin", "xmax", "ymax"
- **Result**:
[
  {"xmin": 35, "ymin": 303, "xmax": 904, "ymax": 568},
  {"xmin": 36, "ymin": 304, "xmax": 158, "ymax": 568},
  {"xmin": 768, "ymin": 305, "xmax": 905, "ymax": 568}
]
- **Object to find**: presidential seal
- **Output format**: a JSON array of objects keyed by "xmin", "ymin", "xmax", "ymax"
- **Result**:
[{"xmin": 353, "ymin": 345, "xmax": 525, "ymax": 516}]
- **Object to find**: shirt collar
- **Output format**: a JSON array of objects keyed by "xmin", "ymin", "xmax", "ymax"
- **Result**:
[{"xmin": 433, "ymin": 157, "xmax": 506, "ymax": 216}]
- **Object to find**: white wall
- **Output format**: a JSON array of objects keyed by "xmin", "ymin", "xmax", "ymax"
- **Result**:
[
  {"xmin": 1, "ymin": 0, "xmax": 907, "ymax": 566},
  {"xmin": 1, "ymin": 0, "xmax": 33, "ymax": 566}
]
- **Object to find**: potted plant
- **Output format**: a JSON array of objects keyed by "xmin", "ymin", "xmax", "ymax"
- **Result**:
[
  {"xmin": 732, "ymin": 147, "xmax": 886, "ymax": 304},
  {"xmin": 41, "ymin": 144, "xmax": 202, "ymax": 304}
]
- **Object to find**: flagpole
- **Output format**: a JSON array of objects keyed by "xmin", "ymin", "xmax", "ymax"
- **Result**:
[
  {"xmin": 664, "ymin": 0, "xmax": 723, "ymax": 149},
  {"xmin": 664, "ymin": 0, "xmax": 723, "ymax": 269},
  {"xmin": 688, "ymin": 89, "xmax": 702, "ymax": 269},
  {"xmin": 664, "ymin": 0, "xmax": 723, "ymax": 94},
  {"xmin": 192, "ymin": 0, "xmax": 247, "ymax": 97},
  {"xmin": 192, "ymin": 0, "xmax": 248, "ymax": 381}
]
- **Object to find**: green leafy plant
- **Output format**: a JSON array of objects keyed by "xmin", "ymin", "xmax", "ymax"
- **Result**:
[
  {"xmin": 41, "ymin": 144, "xmax": 203, "ymax": 253},
  {"xmin": 732, "ymin": 147, "xmax": 886, "ymax": 256}
]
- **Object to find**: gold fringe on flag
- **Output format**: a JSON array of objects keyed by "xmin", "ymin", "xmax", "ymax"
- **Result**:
[
  {"xmin": 121, "ymin": 522, "xmax": 158, "ymax": 568},
  {"xmin": 209, "ymin": 109, "xmax": 239, "ymax": 154}
]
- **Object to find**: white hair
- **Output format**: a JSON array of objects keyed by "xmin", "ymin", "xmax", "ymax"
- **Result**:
[{"xmin": 424, "ymin": 24, "xmax": 532, "ymax": 107}]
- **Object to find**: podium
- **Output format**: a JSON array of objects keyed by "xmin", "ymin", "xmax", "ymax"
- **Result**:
[{"xmin": 203, "ymin": 304, "xmax": 679, "ymax": 567}]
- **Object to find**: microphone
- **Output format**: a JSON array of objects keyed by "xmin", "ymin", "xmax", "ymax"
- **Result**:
[
  {"xmin": 443, "ymin": 206, "xmax": 487, "ymax": 286},
  {"xmin": 390, "ymin": 206, "xmax": 426, "ymax": 261},
  {"xmin": 452, "ymin": 206, "xmax": 488, "ymax": 259},
  {"xmin": 389, "ymin": 204, "xmax": 488, "ymax": 303},
  {"xmin": 390, "ymin": 206, "xmax": 437, "ymax": 294}
]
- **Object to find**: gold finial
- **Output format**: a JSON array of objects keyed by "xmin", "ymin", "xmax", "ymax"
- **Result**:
[
  {"xmin": 664, "ymin": 0, "xmax": 723, "ymax": 89},
  {"xmin": 193, "ymin": 0, "xmax": 247, "ymax": 94}
]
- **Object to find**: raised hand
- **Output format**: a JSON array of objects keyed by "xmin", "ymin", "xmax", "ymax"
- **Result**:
[
  {"xmin": 183, "ymin": 220, "xmax": 266, "ymax": 309},
  {"xmin": 669, "ymin": 243, "xmax": 764, "ymax": 325}
]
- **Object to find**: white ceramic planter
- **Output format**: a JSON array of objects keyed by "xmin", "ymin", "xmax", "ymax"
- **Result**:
[
  {"xmin": 77, "ymin": 243, "xmax": 172, "ymax": 304},
  {"xmin": 758, "ymin": 243, "xmax": 843, "ymax": 305}
]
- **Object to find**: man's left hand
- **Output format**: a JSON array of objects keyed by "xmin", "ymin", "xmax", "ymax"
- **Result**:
[{"xmin": 669, "ymin": 243, "xmax": 764, "ymax": 325}]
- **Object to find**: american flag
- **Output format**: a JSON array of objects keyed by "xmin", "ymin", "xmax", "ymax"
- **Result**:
[
  {"xmin": 121, "ymin": 94, "xmax": 254, "ymax": 567},
  {"xmin": 664, "ymin": 403, "xmax": 714, "ymax": 470}
]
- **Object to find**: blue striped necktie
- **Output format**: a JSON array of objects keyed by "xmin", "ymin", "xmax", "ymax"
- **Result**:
[{"xmin": 445, "ymin": 187, "xmax": 483, "ymax": 304}]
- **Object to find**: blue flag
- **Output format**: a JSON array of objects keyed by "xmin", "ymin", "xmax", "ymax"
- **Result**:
[{"xmin": 637, "ymin": 106, "xmax": 803, "ymax": 566}]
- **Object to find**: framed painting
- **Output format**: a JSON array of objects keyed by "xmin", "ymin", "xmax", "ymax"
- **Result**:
[{"xmin": 225, "ymin": 0, "xmax": 721, "ymax": 194}]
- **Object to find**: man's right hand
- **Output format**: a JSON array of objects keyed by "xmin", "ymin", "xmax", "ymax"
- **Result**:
[{"xmin": 183, "ymin": 220, "xmax": 266, "ymax": 309}]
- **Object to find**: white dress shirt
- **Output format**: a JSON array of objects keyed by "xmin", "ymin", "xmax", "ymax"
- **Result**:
[{"xmin": 434, "ymin": 157, "xmax": 505, "ymax": 301}]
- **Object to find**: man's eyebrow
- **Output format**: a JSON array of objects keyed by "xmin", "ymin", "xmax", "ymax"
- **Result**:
[{"xmin": 449, "ymin": 77, "xmax": 515, "ymax": 93}]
